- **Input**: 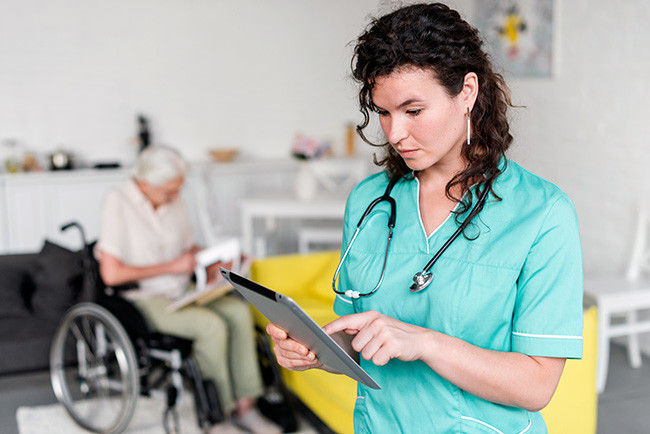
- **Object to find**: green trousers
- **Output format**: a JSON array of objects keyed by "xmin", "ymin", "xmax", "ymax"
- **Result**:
[{"xmin": 133, "ymin": 294, "xmax": 263, "ymax": 413}]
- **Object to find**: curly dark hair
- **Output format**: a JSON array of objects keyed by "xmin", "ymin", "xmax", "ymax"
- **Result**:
[{"xmin": 352, "ymin": 2, "xmax": 514, "ymax": 215}]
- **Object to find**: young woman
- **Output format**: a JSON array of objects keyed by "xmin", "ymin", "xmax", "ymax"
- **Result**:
[{"xmin": 268, "ymin": 3, "xmax": 583, "ymax": 433}]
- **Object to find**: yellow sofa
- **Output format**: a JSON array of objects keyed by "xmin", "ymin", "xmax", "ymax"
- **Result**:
[{"xmin": 251, "ymin": 251, "xmax": 597, "ymax": 434}]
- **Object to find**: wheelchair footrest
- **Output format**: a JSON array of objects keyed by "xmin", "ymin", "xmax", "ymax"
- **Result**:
[{"xmin": 203, "ymin": 380, "xmax": 225, "ymax": 424}]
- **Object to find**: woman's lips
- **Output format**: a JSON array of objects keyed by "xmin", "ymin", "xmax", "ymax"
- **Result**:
[{"xmin": 396, "ymin": 148, "xmax": 418, "ymax": 158}]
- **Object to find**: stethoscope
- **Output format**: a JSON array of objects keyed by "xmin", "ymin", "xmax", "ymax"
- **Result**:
[{"xmin": 332, "ymin": 174, "xmax": 491, "ymax": 299}]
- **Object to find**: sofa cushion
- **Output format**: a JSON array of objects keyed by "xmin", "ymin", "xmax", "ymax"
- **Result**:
[
  {"xmin": 0, "ymin": 253, "xmax": 38, "ymax": 318},
  {"xmin": 305, "ymin": 251, "xmax": 343, "ymax": 303},
  {"xmin": 0, "ymin": 316, "xmax": 61, "ymax": 374},
  {"xmin": 251, "ymin": 251, "xmax": 355, "ymax": 433},
  {"xmin": 31, "ymin": 241, "xmax": 84, "ymax": 320},
  {"xmin": 251, "ymin": 250, "xmax": 340, "ymax": 304},
  {"xmin": 250, "ymin": 251, "xmax": 340, "ymax": 329}
]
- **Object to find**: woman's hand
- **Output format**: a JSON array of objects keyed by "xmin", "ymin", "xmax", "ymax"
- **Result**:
[
  {"xmin": 168, "ymin": 251, "xmax": 197, "ymax": 274},
  {"xmin": 325, "ymin": 310, "xmax": 566, "ymax": 412},
  {"xmin": 266, "ymin": 323, "xmax": 323, "ymax": 371},
  {"xmin": 323, "ymin": 310, "xmax": 431, "ymax": 366},
  {"xmin": 205, "ymin": 260, "xmax": 233, "ymax": 283}
]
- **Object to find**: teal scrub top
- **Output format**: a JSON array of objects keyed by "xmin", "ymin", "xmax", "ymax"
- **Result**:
[{"xmin": 334, "ymin": 160, "xmax": 583, "ymax": 434}]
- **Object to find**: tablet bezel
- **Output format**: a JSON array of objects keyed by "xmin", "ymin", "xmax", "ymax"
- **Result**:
[{"xmin": 220, "ymin": 268, "xmax": 380, "ymax": 389}]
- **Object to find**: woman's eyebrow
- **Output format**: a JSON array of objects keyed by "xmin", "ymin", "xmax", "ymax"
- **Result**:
[
  {"xmin": 373, "ymin": 98, "xmax": 424, "ymax": 111},
  {"xmin": 398, "ymin": 98, "xmax": 423, "ymax": 108}
]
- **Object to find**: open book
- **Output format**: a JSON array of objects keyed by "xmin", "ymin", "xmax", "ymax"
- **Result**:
[
  {"xmin": 166, "ymin": 255, "xmax": 253, "ymax": 312},
  {"xmin": 165, "ymin": 237, "xmax": 251, "ymax": 312}
]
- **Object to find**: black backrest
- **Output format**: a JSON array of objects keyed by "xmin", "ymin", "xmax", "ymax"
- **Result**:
[
  {"xmin": 82, "ymin": 241, "xmax": 151, "ymax": 343},
  {"xmin": 98, "ymin": 294, "xmax": 152, "ymax": 344}
]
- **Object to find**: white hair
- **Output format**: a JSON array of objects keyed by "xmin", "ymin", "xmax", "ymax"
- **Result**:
[{"xmin": 133, "ymin": 145, "xmax": 186, "ymax": 186}]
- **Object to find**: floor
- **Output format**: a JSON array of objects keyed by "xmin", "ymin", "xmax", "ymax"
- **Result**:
[{"xmin": 1, "ymin": 344, "xmax": 649, "ymax": 433}]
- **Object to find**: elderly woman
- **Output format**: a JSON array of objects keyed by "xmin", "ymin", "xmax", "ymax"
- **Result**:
[{"xmin": 97, "ymin": 145, "xmax": 280, "ymax": 434}]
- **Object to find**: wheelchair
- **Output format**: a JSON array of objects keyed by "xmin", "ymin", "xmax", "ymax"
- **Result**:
[{"xmin": 49, "ymin": 222, "xmax": 224, "ymax": 434}]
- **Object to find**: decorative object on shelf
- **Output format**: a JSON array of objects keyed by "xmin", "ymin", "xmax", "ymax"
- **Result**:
[
  {"xmin": 209, "ymin": 148, "xmax": 239, "ymax": 163},
  {"xmin": 3, "ymin": 139, "xmax": 21, "ymax": 173},
  {"xmin": 137, "ymin": 114, "xmax": 151, "ymax": 153},
  {"xmin": 93, "ymin": 162, "xmax": 122, "ymax": 170},
  {"xmin": 294, "ymin": 161, "xmax": 318, "ymax": 201},
  {"xmin": 290, "ymin": 134, "xmax": 331, "ymax": 201},
  {"xmin": 345, "ymin": 123, "xmax": 357, "ymax": 157},
  {"xmin": 290, "ymin": 134, "xmax": 331, "ymax": 160},
  {"xmin": 48, "ymin": 149, "xmax": 75, "ymax": 171},
  {"xmin": 22, "ymin": 152, "xmax": 43, "ymax": 172}
]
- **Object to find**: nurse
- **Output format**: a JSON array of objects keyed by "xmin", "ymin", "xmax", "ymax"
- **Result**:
[{"xmin": 267, "ymin": 3, "xmax": 583, "ymax": 433}]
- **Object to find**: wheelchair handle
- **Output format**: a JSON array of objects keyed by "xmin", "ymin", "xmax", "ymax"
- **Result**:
[
  {"xmin": 60, "ymin": 221, "xmax": 79, "ymax": 232},
  {"xmin": 60, "ymin": 221, "xmax": 89, "ymax": 247}
]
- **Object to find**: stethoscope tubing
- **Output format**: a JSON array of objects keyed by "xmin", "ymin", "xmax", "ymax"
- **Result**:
[
  {"xmin": 332, "ymin": 174, "xmax": 493, "ymax": 298},
  {"xmin": 332, "ymin": 224, "xmax": 393, "ymax": 299},
  {"xmin": 419, "ymin": 181, "xmax": 491, "ymax": 275},
  {"xmin": 332, "ymin": 177, "xmax": 398, "ymax": 298}
]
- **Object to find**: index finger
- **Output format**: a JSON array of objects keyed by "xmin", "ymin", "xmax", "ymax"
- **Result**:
[{"xmin": 323, "ymin": 312, "xmax": 374, "ymax": 335}]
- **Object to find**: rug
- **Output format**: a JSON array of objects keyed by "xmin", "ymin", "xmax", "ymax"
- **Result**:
[
  {"xmin": 16, "ymin": 395, "xmax": 202, "ymax": 434},
  {"xmin": 17, "ymin": 397, "xmax": 317, "ymax": 434}
]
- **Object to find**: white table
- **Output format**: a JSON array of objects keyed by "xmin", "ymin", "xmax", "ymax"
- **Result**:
[{"xmin": 240, "ymin": 194, "xmax": 347, "ymax": 257}]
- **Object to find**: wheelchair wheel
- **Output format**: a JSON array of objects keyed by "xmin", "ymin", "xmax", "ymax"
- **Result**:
[{"xmin": 50, "ymin": 303, "xmax": 140, "ymax": 434}]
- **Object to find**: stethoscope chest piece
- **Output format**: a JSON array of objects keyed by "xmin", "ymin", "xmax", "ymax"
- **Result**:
[{"xmin": 410, "ymin": 271, "xmax": 433, "ymax": 293}]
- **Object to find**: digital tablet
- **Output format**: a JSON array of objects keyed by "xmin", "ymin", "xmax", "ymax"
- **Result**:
[{"xmin": 220, "ymin": 268, "xmax": 380, "ymax": 389}]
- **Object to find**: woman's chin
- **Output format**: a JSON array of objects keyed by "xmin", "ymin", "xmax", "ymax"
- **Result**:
[{"xmin": 402, "ymin": 159, "xmax": 428, "ymax": 172}]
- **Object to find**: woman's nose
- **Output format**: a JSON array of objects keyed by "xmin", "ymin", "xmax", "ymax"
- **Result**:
[{"xmin": 384, "ymin": 116, "xmax": 408, "ymax": 145}]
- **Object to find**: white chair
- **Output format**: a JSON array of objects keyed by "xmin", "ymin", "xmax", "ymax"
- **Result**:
[
  {"xmin": 309, "ymin": 157, "xmax": 369, "ymax": 195},
  {"xmin": 298, "ymin": 226, "xmax": 342, "ymax": 254},
  {"xmin": 584, "ymin": 205, "xmax": 650, "ymax": 393},
  {"xmin": 295, "ymin": 157, "xmax": 367, "ymax": 254}
]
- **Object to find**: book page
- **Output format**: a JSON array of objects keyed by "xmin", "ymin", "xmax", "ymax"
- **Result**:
[{"xmin": 165, "ymin": 255, "xmax": 253, "ymax": 313}]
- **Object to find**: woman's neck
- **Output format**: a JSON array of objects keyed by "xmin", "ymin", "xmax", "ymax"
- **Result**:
[{"xmin": 415, "ymin": 156, "xmax": 467, "ymax": 198}]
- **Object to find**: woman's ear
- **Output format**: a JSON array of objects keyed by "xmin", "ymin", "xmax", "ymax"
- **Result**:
[{"xmin": 461, "ymin": 72, "xmax": 479, "ymax": 110}]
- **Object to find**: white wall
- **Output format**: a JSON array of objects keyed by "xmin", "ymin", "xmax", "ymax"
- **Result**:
[
  {"xmin": 3, "ymin": 1, "xmax": 650, "ymax": 346},
  {"xmin": 488, "ymin": 0, "xmax": 650, "ymax": 354},
  {"xmin": 0, "ymin": 0, "xmax": 383, "ymax": 165},
  {"xmin": 507, "ymin": 1, "xmax": 650, "ymax": 278}
]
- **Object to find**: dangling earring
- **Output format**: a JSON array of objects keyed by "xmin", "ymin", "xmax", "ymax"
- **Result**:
[{"xmin": 466, "ymin": 107, "xmax": 471, "ymax": 146}]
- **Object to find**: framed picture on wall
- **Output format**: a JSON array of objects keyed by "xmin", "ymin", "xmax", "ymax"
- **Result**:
[{"xmin": 473, "ymin": 0, "xmax": 555, "ymax": 77}]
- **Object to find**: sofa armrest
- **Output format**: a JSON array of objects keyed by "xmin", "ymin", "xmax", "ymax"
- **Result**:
[{"xmin": 540, "ymin": 307, "xmax": 598, "ymax": 433}]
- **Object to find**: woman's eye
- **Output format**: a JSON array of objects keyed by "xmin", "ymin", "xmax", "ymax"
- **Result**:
[
  {"xmin": 406, "ymin": 109, "xmax": 422, "ymax": 116},
  {"xmin": 377, "ymin": 110, "xmax": 389, "ymax": 117}
]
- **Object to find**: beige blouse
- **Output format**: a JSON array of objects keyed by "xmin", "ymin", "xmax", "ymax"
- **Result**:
[{"xmin": 97, "ymin": 178, "xmax": 193, "ymax": 300}]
